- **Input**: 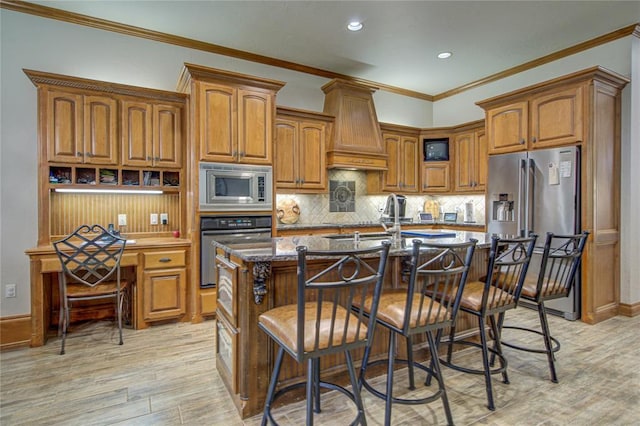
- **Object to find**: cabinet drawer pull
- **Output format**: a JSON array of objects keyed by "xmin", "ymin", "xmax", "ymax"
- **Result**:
[{"xmin": 159, "ymin": 257, "xmax": 172, "ymax": 263}]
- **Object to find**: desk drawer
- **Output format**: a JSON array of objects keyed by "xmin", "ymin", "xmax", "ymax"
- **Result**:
[{"xmin": 143, "ymin": 250, "xmax": 185, "ymax": 269}]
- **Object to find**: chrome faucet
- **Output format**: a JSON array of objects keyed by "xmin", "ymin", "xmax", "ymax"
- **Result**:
[{"xmin": 381, "ymin": 193, "xmax": 402, "ymax": 243}]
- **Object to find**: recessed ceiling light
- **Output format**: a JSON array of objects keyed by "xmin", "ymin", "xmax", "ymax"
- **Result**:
[
  {"xmin": 347, "ymin": 21, "xmax": 363, "ymax": 31},
  {"xmin": 437, "ymin": 52, "xmax": 452, "ymax": 59}
]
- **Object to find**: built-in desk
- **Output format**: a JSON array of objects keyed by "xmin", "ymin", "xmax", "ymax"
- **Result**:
[{"xmin": 25, "ymin": 238, "xmax": 191, "ymax": 347}]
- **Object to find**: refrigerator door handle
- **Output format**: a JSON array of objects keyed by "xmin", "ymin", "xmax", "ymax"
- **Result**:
[
  {"xmin": 529, "ymin": 158, "xmax": 535, "ymax": 234},
  {"xmin": 519, "ymin": 158, "xmax": 526, "ymax": 236}
]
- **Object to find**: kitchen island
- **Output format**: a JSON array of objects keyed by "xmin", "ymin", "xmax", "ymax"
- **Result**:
[{"xmin": 212, "ymin": 229, "xmax": 492, "ymax": 418}]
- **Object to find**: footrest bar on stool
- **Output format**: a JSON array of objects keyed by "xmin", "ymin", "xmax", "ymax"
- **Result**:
[
  {"xmin": 361, "ymin": 358, "xmax": 444, "ymax": 405},
  {"xmin": 440, "ymin": 339, "xmax": 508, "ymax": 376},
  {"xmin": 265, "ymin": 380, "xmax": 362, "ymax": 426},
  {"xmin": 500, "ymin": 325, "xmax": 561, "ymax": 354}
]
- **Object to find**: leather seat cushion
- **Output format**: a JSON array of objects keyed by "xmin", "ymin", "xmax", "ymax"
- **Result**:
[
  {"xmin": 460, "ymin": 281, "xmax": 514, "ymax": 311},
  {"xmin": 520, "ymin": 276, "xmax": 563, "ymax": 299},
  {"xmin": 259, "ymin": 301, "xmax": 368, "ymax": 354},
  {"xmin": 66, "ymin": 280, "xmax": 128, "ymax": 299},
  {"xmin": 355, "ymin": 289, "xmax": 449, "ymax": 330}
]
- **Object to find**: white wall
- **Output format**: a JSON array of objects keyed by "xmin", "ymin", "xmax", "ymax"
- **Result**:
[{"xmin": 1, "ymin": 10, "xmax": 637, "ymax": 318}]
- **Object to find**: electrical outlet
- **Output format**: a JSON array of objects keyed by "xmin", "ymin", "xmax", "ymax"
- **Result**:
[
  {"xmin": 118, "ymin": 214, "xmax": 127, "ymax": 226},
  {"xmin": 150, "ymin": 213, "xmax": 158, "ymax": 225},
  {"xmin": 5, "ymin": 284, "xmax": 16, "ymax": 298},
  {"xmin": 160, "ymin": 213, "xmax": 168, "ymax": 225}
]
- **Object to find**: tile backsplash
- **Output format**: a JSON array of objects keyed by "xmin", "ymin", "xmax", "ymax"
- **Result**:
[{"xmin": 276, "ymin": 170, "xmax": 485, "ymax": 225}]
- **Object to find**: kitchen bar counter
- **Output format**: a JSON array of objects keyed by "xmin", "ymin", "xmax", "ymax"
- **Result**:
[
  {"xmin": 212, "ymin": 229, "xmax": 491, "ymax": 418},
  {"xmin": 215, "ymin": 229, "xmax": 492, "ymax": 262},
  {"xmin": 277, "ymin": 221, "xmax": 486, "ymax": 232}
]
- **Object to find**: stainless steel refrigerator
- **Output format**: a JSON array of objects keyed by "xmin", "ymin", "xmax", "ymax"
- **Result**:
[{"xmin": 487, "ymin": 146, "xmax": 581, "ymax": 320}]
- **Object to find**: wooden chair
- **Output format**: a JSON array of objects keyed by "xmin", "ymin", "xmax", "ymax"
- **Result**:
[
  {"xmin": 497, "ymin": 232, "xmax": 589, "ymax": 382},
  {"xmin": 258, "ymin": 241, "xmax": 391, "ymax": 425},
  {"xmin": 438, "ymin": 235, "xmax": 537, "ymax": 411},
  {"xmin": 357, "ymin": 239, "xmax": 478, "ymax": 426},
  {"xmin": 53, "ymin": 224, "xmax": 128, "ymax": 355}
]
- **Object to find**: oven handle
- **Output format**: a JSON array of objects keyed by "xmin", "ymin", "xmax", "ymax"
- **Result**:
[{"xmin": 201, "ymin": 228, "xmax": 271, "ymax": 237}]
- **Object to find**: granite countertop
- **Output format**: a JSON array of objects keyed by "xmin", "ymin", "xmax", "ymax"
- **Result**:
[
  {"xmin": 277, "ymin": 221, "xmax": 485, "ymax": 231},
  {"xmin": 213, "ymin": 229, "xmax": 493, "ymax": 262}
]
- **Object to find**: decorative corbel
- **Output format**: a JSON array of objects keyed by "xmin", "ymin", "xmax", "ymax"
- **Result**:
[{"xmin": 252, "ymin": 262, "xmax": 271, "ymax": 304}]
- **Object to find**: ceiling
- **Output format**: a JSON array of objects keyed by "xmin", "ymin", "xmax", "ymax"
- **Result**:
[{"xmin": 22, "ymin": 1, "xmax": 640, "ymax": 97}]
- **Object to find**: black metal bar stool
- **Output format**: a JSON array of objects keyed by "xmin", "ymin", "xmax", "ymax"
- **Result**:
[
  {"xmin": 496, "ymin": 231, "xmax": 589, "ymax": 383},
  {"xmin": 436, "ymin": 235, "xmax": 537, "ymax": 411},
  {"xmin": 258, "ymin": 241, "xmax": 391, "ymax": 425},
  {"xmin": 53, "ymin": 224, "xmax": 128, "ymax": 355},
  {"xmin": 357, "ymin": 239, "xmax": 477, "ymax": 426}
]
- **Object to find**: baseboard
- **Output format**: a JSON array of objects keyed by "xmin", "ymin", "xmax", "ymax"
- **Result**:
[
  {"xmin": 0, "ymin": 315, "xmax": 31, "ymax": 350},
  {"xmin": 619, "ymin": 302, "xmax": 640, "ymax": 317}
]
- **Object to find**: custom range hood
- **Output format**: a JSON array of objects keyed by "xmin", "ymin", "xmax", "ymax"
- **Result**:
[{"xmin": 322, "ymin": 79, "xmax": 387, "ymax": 170}]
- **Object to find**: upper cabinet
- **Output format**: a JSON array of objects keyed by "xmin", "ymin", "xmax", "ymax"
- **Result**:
[
  {"xmin": 45, "ymin": 90, "xmax": 118, "ymax": 165},
  {"xmin": 25, "ymin": 69, "xmax": 186, "ymax": 192},
  {"xmin": 453, "ymin": 122, "xmax": 486, "ymax": 193},
  {"xmin": 121, "ymin": 100, "xmax": 183, "ymax": 169},
  {"xmin": 481, "ymin": 84, "xmax": 583, "ymax": 154},
  {"xmin": 368, "ymin": 123, "xmax": 419, "ymax": 193},
  {"xmin": 177, "ymin": 64, "xmax": 285, "ymax": 165},
  {"xmin": 275, "ymin": 107, "xmax": 333, "ymax": 192}
]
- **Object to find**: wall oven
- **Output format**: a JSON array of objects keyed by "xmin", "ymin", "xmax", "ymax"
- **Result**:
[
  {"xmin": 199, "ymin": 162, "xmax": 273, "ymax": 211},
  {"xmin": 200, "ymin": 215, "xmax": 272, "ymax": 288}
]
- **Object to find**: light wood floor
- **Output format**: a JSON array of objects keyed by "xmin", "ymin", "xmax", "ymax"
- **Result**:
[{"xmin": 1, "ymin": 308, "xmax": 638, "ymax": 425}]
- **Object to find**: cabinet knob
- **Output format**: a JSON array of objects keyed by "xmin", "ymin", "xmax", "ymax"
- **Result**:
[
  {"xmin": 76, "ymin": 152, "xmax": 82, "ymax": 157},
  {"xmin": 147, "ymin": 156, "xmax": 152, "ymax": 161},
  {"xmin": 520, "ymin": 139, "xmax": 525, "ymax": 145},
  {"xmin": 86, "ymin": 152, "xmax": 92, "ymax": 157},
  {"xmin": 154, "ymin": 157, "xmax": 159, "ymax": 162},
  {"xmin": 532, "ymin": 137, "xmax": 537, "ymax": 143}
]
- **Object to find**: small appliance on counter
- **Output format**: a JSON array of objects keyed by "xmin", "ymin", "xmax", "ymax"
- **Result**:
[
  {"xmin": 418, "ymin": 212, "xmax": 435, "ymax": 223},
  {"xmin": 381, "ymin": 194, "xmax": 412, "ymax": 224}
]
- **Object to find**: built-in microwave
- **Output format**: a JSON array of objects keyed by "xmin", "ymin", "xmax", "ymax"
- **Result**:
[{"xmin": 199, "ymin": 162, "xmax": 272, "ymax": 211}]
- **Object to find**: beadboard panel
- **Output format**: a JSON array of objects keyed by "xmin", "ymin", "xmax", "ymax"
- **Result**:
[{"xmin": 49, "ymin": 192, "xmax": 180, "ymax": 238}]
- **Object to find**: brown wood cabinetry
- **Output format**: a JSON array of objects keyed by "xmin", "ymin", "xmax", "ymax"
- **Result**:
[
  {"xmin": 484, "ymin": 85, "xmax": 583, "ymax": 154},
  {"xmin": 453, "ymin": 122, "xmax": 487, "ymax": 193},
  {"xmin": 121, "ymin": 100, "xmax": 182, "ymax": 168},
  {"xmin": 142, "ymin": 250, "xmax": 187, "ymax": 322},
  {"xmin": 381, "ymin": 126, "xmax": 420, "ymax": 193},
  {"xmin": 421, "ymin": 162, "xmax": 451, "ymax": 193},
  {"xmin": 177, "ymin": 64, "xmax": 285, "ymax": 165},
  {"xmin": 25, "ymin": 69, "xmax": 187, "ymax": 246},
  {"xmin": 275, "ymin": 107, "xmax": 332, "ymax": 192},
  {"xmin": 45, "ymin": 90, "xmax": 118, "ymax": 165},
  {"xmin": 478, "ymin": 66, "xmax": 629, "ymax": 324}
]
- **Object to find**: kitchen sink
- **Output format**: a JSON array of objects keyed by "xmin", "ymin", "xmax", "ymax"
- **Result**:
[{"xmin": 322, "ymin": 232, "xmax": 392, "ymax": 241}]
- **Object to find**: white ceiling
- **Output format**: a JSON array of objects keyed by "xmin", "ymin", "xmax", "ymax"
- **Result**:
[{"xmin": 29, "ymin": 1, "xmax": 640, "ymax": 96}]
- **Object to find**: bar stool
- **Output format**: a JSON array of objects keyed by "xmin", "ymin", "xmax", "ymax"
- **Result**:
[
  {"xmin": 437, "ymin": 235, "xmax": 536, "ymax": 411},
  {"xmin": 358, "ymin": 239, "xmax": 478, "ymax": 426},
  {"xmin": 497, "ymin": 231, "xmax": 589, "ymax": 383},
  {"xmin": 53, "ymin": 224, "xmax": 128, "ymax": 355},
  {"xmin": 258, "ymin": 241, "xmax": 391, "ymax": 425}
]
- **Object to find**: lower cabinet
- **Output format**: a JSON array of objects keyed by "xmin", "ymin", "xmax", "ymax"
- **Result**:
[
  {"xmin": 142, "ymin": 250, "xmax": 187, "ymax": 321},
  {"xmin": 216, "ymin": 312, "xmax": 238, "ymax": 393}
]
